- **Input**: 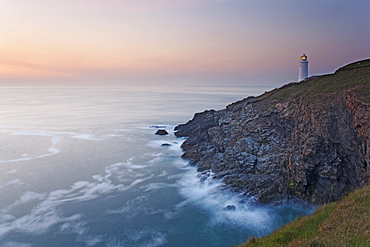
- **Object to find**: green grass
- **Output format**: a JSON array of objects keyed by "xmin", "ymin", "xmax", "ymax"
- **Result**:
[
  {"xmin": 238, "ymin": 184, "xmax": 370, "ymax": 247},
  {"xmin": 254, "ymin": 59, "xmax": 370, "ymax": 106},
  {"xmin": 337, "ymin": 59, "xmax": 370, "ymax": 71}
]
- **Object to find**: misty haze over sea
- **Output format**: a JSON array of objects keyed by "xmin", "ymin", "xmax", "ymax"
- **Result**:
[{"xmin": 0, "ymin": 86, "xmax": 314, "ymax": 247}]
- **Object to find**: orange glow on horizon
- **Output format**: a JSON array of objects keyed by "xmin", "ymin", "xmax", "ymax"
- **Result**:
[
  {"xmin": 0, "ymin": 35, "xmax": 273, "ymax": 79},
  {"xmin": 1, "ymin": 0, "xmax": 368, "ymax": 85}
]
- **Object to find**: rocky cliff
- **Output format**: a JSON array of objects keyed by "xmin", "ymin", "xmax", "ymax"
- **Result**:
[{"xmin": 175, "ymin": 59, "xmax": 370, "ymax": 205}]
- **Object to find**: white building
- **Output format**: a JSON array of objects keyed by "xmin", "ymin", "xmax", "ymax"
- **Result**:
[{"xmin": 298, "ymin": 54, "xmax": 309, "ymax": 81}]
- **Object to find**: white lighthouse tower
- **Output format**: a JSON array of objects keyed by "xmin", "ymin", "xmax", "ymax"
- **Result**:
[{"xmin": 298, "ymin": 54, "xmax": 309, "ymax": 81}]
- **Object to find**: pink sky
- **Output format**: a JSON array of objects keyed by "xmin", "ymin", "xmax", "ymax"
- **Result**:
[{"xmin": 1, "ymin": 0, "xmax": 369, "ymax": 87}]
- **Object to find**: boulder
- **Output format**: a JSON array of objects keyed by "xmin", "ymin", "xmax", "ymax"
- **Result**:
[
  {"xmin": 224, "ymin": 205, "xmax": 236, "ymax": 211},
  {"xmin": 155, "ymin": 129, "xmax": 168, "ymax": 135}
]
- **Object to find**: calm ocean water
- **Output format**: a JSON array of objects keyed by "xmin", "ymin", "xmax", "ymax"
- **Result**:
[{"xmin": 0, "ymin": 86, "xmax": 314, "ymax": 247}]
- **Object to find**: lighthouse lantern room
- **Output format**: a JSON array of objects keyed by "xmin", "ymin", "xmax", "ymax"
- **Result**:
[{"xmin": 299, "ymin": 54, "xmax": 309, "ymax": 82}]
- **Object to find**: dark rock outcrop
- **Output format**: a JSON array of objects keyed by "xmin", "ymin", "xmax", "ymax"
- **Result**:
[
  {"xmin": 155, "ymin": 129, "xmax": 169, "ymax": 135},
  {"xmin": 224, "ymin": 205, "xmax": 236, "ymax": 211},
  {"xmin": 175, "ymin": 60, "xmax": 370, "ymax": 205}
]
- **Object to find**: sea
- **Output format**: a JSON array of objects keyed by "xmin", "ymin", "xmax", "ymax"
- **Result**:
[{"xmin": 0, "ymin": 86, "xmax": 315, "ymax": 247}]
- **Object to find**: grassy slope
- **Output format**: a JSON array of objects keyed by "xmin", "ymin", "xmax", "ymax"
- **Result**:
[
  {"xmin": 238, "ymin": 59, "xmax": 370, "ymax": 247},
  {"xmin": 239, "ymin": 184, "xmax": 370, "ymax": 247},
  {"xmin": 256, "ymin": 59, "xmax": 370, "ymax": 106}
]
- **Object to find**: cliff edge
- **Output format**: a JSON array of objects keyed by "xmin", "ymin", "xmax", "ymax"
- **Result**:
[{"xmin": 175, "ymin": 59, "xmax": 370, "ymax": 205}]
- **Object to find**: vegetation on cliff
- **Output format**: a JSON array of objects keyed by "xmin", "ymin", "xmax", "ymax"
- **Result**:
[
  {"xmin": 175, "ymin": 59, "xmax": 370, "ymax": 205},
  {"xmin": 257, "ymin": 58, "xmax": 370, "ymax": 105},
  {"xmin": 239, "ymin": 183, "xmax": 370, "ymax": 247}
]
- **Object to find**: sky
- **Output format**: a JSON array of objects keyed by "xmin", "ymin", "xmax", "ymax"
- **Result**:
[{"xmin": 1, "ymin": 0, "xmax": 369, "ymax": 87}]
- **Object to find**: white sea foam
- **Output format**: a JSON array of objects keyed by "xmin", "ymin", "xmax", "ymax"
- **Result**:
[
  {"xmin": 2, "ymin": 242, "xmax": 32, "ymax": 247},
  {"xmin": 176, "ymin": 167, "xmax": 273, "ymax": 233},
  {"xmin": 12, "ymin": 131, "xmax": 63, "ymax": 144},
  {"xmin": 0, "ymin": 214, "xmax": 16, "ymax": 224},
  {"xmin": 13, "ymin": 130, "xmax": 108, "ymax": 141},
  {"xmin": 0, "ymin": 179, "xmax": 22, "ymax": 190},
  {"xmin": 0, "ymin": 182, "xmax": 92, "ymax": 238},
  {"xmin": 78, "ymin": 235, "xmax": 104, "ymax": 247},
  {"xmin": 0, "ymin": 130, "xmax": 114, "ymax": 165},
  {"xmin": 69, "ymin": 133, "xmax": 102, "ymax": 141},
  {"xmin": 105, "ymin": 238, "xmax": 126, "ymax": 247},
  {"xmin": 114, "ymin": 129, "xmax": 131, "ymax": 132},
  {"xmin": 145, "ymin": 231, "xmax": 168, "ymax": 247},
  {"xmin": 139, "ymin": 182, "xmax": 170, "ymax": 192},
  {"xmin": 60, "ymin": 222, "xmax": 105, "ymax": 247},
  {"xmin": 59, "ymin": 219, "xmax": 88, "ymax": 236},
  {"xmin": 0, "ymin": 205, "xmax": 82, "ymax": 238},
  {"xmin": 1, "ymin": 191, "xmax": 46, "ymax": 213},
  {"xmin": 0, "ymin": 151, "xmax": 57, "ymax": 164},
  {"xmin": 105, "ymin": 195, "xmax": 148, "ymax": 216},
  {"xmin": 0, "ymin": 131, "xmax": 62, "ymax": 164},
  {"xmin": 0, "ymin": 156, "xmax": 156, "ymax": 240},
  {"xmin": 125, "ymin": 229, "xmax": 168, "ymax": 247}
]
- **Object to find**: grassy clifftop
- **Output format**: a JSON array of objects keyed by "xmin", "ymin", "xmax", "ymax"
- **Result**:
[
  {"xmin": 256, "ymin": 58, "xmax": 370, "ymax": 105},
  {"xmin": 239, "ymin": 184, "xmax": 370, "ymax": 247}
]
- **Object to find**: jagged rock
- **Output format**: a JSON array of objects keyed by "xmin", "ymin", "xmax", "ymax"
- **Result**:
[
  {"xmin": 155, "ymin": 129, "xmax": 168, "ymax": 135},
  {"xmin": 224, "ymin": 205, "xmax": 236, "ymax": 211},
  {"xmin": 161, "ymin": 143, "xmax": 171, "ymax": 146},
  {"xmin": 175, "ymin": 60, "xmax": 370, "ymax": 205}
]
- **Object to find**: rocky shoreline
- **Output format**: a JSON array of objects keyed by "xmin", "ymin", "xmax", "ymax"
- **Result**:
[{"xmin": 175, "ymin": 59, "xmax": 370, "ymax": 205}]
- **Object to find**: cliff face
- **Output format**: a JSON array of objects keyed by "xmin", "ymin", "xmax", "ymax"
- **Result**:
[{"xmin": 175, "ymin": 59, "xmax": 370, "ymax": 205}]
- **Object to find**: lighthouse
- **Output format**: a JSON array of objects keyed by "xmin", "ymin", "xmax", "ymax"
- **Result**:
[{"xmin": 298, "ymin": 54, "xmax": 309, "ymax": 81}]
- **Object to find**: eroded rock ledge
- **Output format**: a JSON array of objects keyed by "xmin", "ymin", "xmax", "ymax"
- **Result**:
[{"xmin": 175, "ymin": 60, "xmax": 370, "ymax": 205}]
